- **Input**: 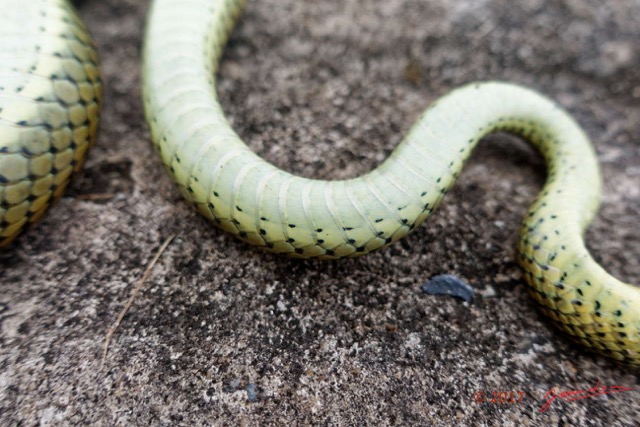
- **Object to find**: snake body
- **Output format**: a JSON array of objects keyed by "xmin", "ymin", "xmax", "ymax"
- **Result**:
[
  {"xmin": 142, "ymin": 0, "xmax": 639, "ymax": 365},
  {"xmin": 1, "ymin": 0, "xmax": 637, "ymax": 365},
  {"xmin": 0, "ymin": 0, "xmax": 101, "ymax": 248}
]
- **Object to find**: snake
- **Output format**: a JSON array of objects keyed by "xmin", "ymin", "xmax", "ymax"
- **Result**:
[
  {"xmin": 0, "ymin": 0, "xmax": 102, "ymax": 248},
  {"xmin": 1, "ymin": 0, "xmax": 637, "ymax": 365}
]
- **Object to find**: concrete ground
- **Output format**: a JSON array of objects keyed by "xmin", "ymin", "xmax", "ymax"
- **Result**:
[{"xmin": 1, "ymin": 0, "xmax": 639, "ymax": 425}]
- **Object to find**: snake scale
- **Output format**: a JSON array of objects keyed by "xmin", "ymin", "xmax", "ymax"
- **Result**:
[{"xmin": 1, "ymin": 0, "xmax": 638, "ymax": 365}]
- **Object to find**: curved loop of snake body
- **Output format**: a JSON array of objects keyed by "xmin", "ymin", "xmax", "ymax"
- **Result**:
[
  {"xmin": 0, "ymin": 0, "xmax": 102, "ymax": 248},
  {"xmin": 1, "ymin": 0, "xmax": 638, "ymax": 365},
  {"xmin": 141, "ymin": 0, "xmax": 639, "ymax": 365}
]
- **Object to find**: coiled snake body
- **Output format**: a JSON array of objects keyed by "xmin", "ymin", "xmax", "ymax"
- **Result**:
[
  {"xmin": 0, "ymin": 0, "xmax": 101, "ymax": 247},
  {"xmin": 3, "ymin": 0, "xmax": 639, "ymax": 365}
]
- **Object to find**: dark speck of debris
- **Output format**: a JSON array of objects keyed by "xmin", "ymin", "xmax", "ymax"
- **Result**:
[
  {"xmin": 246, "ymin": 383, "xmax": 259, "ymax": 402},
  {"xmin": 420, "ymin": 274, "xmax": 474, "ymax": 302},
  {"xmin": 223, "ymin": 378, "xmax": 241, "ymax": 393}
]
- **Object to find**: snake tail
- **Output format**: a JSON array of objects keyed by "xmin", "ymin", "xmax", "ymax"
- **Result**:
[{"xmin": 142, "ymin": 0, "xmax": 639, "ymax": 365}]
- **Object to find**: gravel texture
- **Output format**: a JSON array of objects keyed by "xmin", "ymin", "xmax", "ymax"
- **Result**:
[{"xmin": 1, "ymin": 0, "xmax": 639, "ymax": 425}]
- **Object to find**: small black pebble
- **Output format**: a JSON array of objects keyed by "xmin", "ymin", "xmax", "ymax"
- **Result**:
[{"xmin": 420, "ymin": 274, "xmax": 474, "ymax": 302}]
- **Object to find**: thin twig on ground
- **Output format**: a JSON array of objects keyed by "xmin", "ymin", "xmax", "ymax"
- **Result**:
[{"xmin": 101, "ymin": 234, "xmax": 176, "ymax": 366}]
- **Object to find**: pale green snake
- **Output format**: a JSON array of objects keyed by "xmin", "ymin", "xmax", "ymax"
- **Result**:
[{"xmin": 1, "ymin": 0, "xmax": 639, "ymax": 365}]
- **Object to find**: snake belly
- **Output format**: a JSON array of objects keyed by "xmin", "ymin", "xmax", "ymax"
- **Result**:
[
  {"xmin": 0, "ymin": 0, "xmax": 102, "ymax": 248},
  {"xmin": 142, "ymin": 0, "xmax": 640, "ymax": 365}
]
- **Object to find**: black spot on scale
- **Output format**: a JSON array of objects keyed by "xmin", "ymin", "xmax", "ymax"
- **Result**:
[
  {"xmin": 295, "ymin": 248, "xmax": 304, "ymax": 255},
  {"xmin": 236, "ymin": 206, "xmax": 242, "ymax": 212},
  {"xmin": 259, "ymin": 229, "xmax": 266, "ymax": 235},
  {"xmin": 208, "ymin": 203, "xmax": 215, "ymax": 210},
  {"xmin": 614, "ymin": 310, "xmax": 622, "ymax": 317},
  {"xmin": 287, "ymin": 238, "xmax": 295, "ymax": 243},
  {"xmin": 288, "ymin": 224, "xmax": 296, "ymax": 228},
  {"xmin": 355, "ymin": 246, "xmax": 366, "ymax": 252},
  {"xmin": 316, "ymin": 228, "xmax": 323, "ymax": 232},
  {"xmin": 347, "ymin": 239, "xmax": 356, "ymax": 244}
]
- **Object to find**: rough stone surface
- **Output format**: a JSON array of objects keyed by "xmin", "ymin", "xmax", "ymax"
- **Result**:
[{"xmin": 1, "ymin": 0, "xmax": 639, "ymax": 425}]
